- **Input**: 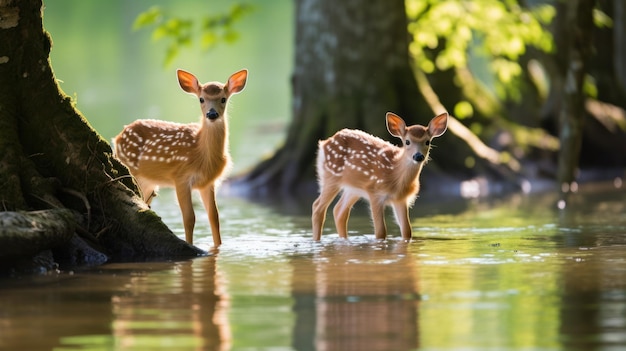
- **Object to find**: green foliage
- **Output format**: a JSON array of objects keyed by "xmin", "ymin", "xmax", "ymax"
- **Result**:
[
  {"xmin": 454, "ymin": 100, "xmax": 473, "ymax": 119},
  {"xmin": 406, "ymin": 0, "xmax": 555, "ymax": 101},
  {"xmin": 593, "ymin": 7, "xmax": 613, "ymax": 28},
  {"xmin": 133, "ymin": 4, "xmax": 253, "ymax": 67},
  {"xmin": 133, "ymin": 7, "xmax": 162, "ymax": 29},
  {"xmin": 583, "ymin": 74, "xmax": 598, "ymax": 98}
]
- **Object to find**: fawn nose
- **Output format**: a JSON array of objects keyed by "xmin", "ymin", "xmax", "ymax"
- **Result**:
[
  {"xmin": 413, "ymin": 152, "xmax": 425, "ymax": 163},
  {"xmin": 207, "ymin": 108, "xmax": 219, "ymax": 120}
]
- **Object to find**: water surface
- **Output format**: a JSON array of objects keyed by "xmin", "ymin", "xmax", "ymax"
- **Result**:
[{"xmin": 1, "ymin": 182, "xmax": 625, "ymax": 351}]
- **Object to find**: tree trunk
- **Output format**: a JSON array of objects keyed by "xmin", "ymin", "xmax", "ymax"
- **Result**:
[
  {"xmin": 556, "ymin": 0, "xmax": 595, "ymax": 187},
  {"xmin": 578, "ymin": 0, "xmax": 626, "ymax": 168},
  {"xmin": 610, "ymin": 1, "xmax": 626, "ymax": 94},
  {"xmin": 237, "ymin": 0, "xmax": 430, "ymax": 194},
  {"xmin": 0, "ymin": 0, "xmax": 203, "ymax": 274}
]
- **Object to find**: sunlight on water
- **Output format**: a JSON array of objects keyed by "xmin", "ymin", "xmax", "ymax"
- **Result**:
[
  {"xmin": 133, "ymin": 185, "xmax": 626, "ymax": 351},
  {"xmin": 1, "ymin": 184, "xmax": 625, "ymax": 350},
  {"xmin": 3, "ymin": 1, "xmax": 618, "ymax": 349},
  {"xmin": 151, "ymin": 189, "xmax": 314, "ymax": 259}
]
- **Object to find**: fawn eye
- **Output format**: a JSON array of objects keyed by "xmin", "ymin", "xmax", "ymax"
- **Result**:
[
  {"xmin": 221, "ymin": 97, "xmax": 226, "ymax": 103},
  {"xmin": 425, "ymin": 140, "xmax": 430, "ymax": 146},
  {"xmin": 199, "ymin": 97, "xmax": 205, "ymax": 103},
  {"xmin": 405, "ymin": 140, "xmax": 410, "ymax": 146}
]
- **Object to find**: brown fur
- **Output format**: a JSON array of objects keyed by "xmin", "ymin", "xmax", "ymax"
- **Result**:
[
  {"xmin": 114, "ymin": 69, "xmax": 248, "ymax": 246},
  {"xmin": 312, "ymin": 112, "xmax": 448, "ymax": 241}
]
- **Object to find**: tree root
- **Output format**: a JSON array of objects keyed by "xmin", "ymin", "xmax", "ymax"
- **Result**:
[{"xmin": 0, "ymin": 209, "xmax": 76, "ymax": 260}]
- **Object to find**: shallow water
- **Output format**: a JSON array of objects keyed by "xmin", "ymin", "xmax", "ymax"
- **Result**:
[{"xmin": 1, "ymin": 182, "xmax": 626, "ymax": 351}]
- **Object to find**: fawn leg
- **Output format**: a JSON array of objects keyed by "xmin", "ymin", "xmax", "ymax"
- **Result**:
[
  {"xmin": 392, "ymin": 201, "xmax": 412, "ymax": 241},
  {"xmin": 200, "ymin": 185, "xmax": 221, "ymax": 247},
  {"xmin": 369, "ymin": 197, "xmax": 387, "ymax": 239},
  {"xmin": 136, "ymin": 177, "xmax": 157, "ymax": 205},
  {"xmin": 333, "ymin": 192, "xmax": 359, "ymax": 239},
  {"xmin": 312, "ymin": 184, "xmax": 340, "ymax": 241},
  {"xmin": 175, "ymin": 183, "xmax": 196, "ymax": 244}
]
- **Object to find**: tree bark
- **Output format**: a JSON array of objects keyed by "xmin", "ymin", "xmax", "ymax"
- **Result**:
[
  {"xmin": 0, "ymin": 0, "xmax": 203, "ymax": 274},
  {"xmin": 615, "ymin": 1, "xmax": 626, "ymax": 91},
  {"xmin": 556, "ymin": 0, "xmax": 595, "ymax": 187},
  {"xmin": 238, "ymin": 0, "xmax": 430, "ymax": 194}
]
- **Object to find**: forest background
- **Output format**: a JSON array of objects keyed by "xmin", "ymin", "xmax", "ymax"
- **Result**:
[{"xmin": 45, "ymin": 0, "xmax": 626, "ymax": 198}]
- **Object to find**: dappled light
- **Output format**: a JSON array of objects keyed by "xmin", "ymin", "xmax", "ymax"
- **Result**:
[
  {"xmin": 1, "ymin": 0, "xmax": 626, "ymax": 350},
  {"xmin": 2, "ymin": 185, "xmax": 626, "ymax": 349}
]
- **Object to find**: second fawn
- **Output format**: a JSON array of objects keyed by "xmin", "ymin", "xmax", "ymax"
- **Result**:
[
  {"xmin": 114, "ymin": 69, "xmax": 248, "ymax": 246},
  {"xmin": 312, "ymin": 112, "xmax": 448, "ymax": 241}
]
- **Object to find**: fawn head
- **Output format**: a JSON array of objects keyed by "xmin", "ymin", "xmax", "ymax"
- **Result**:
[
  {"xmin": 177, "ymin": 69, "xmax": 248, "ymax": 123},
  {"xmin": 386, "ymin": 112, "xmax": 448, "ymax": 164}
]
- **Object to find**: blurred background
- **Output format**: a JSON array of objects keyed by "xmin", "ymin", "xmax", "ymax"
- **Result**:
[
  {"xmin": 43, "ymin": 0, "xmax": 626, "ymax": 195},
  {"xmin": 44, "ymin": 0, "xmax": 293, "ymax": 174}
]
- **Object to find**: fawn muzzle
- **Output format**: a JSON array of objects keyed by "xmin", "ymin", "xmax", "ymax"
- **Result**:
[
  {"xmin": 413, "ymin": 152, "xmax": 425, "ymax": 163},
  {"xmin": 207, "ymin": 108, "xmax": 219, "ymax": 120}
]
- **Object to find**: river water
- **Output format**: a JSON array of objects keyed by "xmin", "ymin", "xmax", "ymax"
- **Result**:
[
  {"xmin": 1, "ymin": 181, "xmax": 625, "ymax": 351},
  {"xmin": 31, "ymin": 2, "xmax": 626, "ymax": 350}
]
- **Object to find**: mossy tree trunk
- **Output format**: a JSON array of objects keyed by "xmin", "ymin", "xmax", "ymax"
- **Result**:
[
  {"xmin": 532, "ymin": 0, "xmax": 626, "ymax": 176},
  {"xmin": 555, "ymin": 0, "xmax": 595, "ymax": 187},
  {"xmin": 0, "ymin": 0, "xmax": 203, "ymax": 274},
  {"xmin": 237, "ymin": 0, "xmax": 537, "ymax": 197},
  {"xmin": 239, "ymin": 0, "xmax": 432, "ymax": 194},
  {"xmin": 579, "ymin": 0, "xmax": 626, "ymax": 168}
]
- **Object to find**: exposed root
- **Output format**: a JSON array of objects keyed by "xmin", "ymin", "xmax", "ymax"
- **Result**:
[{"xmin": 60, "ymin": 188, "xmax": 91, "ymax": 228}]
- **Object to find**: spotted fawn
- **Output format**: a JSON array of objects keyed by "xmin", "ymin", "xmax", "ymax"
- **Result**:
[
  {"xmin": 114, "ymin": 69, "xmax": 248, "ymax": 246},
  {"xmin": 312, "ymin": 112, "xmax": 448, "ymax": 241}
]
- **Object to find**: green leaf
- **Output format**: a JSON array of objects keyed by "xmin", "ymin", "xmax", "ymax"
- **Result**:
[
  {"xmin": 406, "ymin": 0, "xmax": 555, "ymax": 102},
  {"xmin": 532, "ymin": 4, "xmax": 556, "ymax": 24},
  {"xmin": 230, "ymin": 3, "xmax": 254, "ymax": 20},
  {"xmin": 584, "ymin": 74, "xmax": 598, "ymax": 98},
  {"xmin": 133, "ymin": 6, "xmax": 162, "ymax": 31},
  {"xmin": 134, "ymin": 2, "xmax": 253, "ymax": 68},
  {"xmin": 163, "ymin": 45, "xmax": 179, "ymax": 67},
  {"xmin": 201, "ymin": 32, "xmax": 218, "ymax": 49},
  {"xmin": 151, "ymin": 25, "xmax": 169, "ymax": 41},
  {"xmin": 223, "ymin": 30, "xmax": 239, "ymax": 44},
  {"xmin": 454, "ymin": 101, "xmax": 474, "ymax": 119},
  {"xmin": 178, "ymin": 35, "xmax": 192, "ymax": 47},
  {"xmin": 164, "ymin": 18, "xmax": 182, "ymax": 35},
  {"xmin": 492, "ymin": 59, "xmax": 521, "ymax": 83},
  {"xmin": 593, "ymin": 8, "xmax": 613, "ymax": 28}
]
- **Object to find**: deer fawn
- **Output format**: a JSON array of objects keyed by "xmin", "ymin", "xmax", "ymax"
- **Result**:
[
  {"xmin": 114, "ymin": 69, "xmax": 248, "ymax": 247},
  {"xmin": 312, "ymin": 112, "xmax": 448, "ymax": 241}
]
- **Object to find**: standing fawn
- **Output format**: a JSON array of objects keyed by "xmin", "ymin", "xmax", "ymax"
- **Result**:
[
  {"xmin": 312, "ymin": 112, "xmax": 448, "ymax": 241},
  {"xmin": 114, "ymin": 69, "xmax": 248, "ymax": 247}
]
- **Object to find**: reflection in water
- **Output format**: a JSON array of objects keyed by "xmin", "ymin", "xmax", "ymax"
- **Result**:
[
  {"xmin": 564, "ymin": 270, "xmax": 624, "ymax": 351},
  {"xmin": 291, "ymin": 241, "xmax": 419, "ymax": 351},
  {"xmin": 0, "ymin": 274, "xmax": 114, "ymax": 350},
  {"xmin": 0, "ymin": 258, "xmax": 229, "ymax": 350},
  {"xmin": 1, "ymin": 183, "xmax": 625, "ymax": 350},
  {"xmin": 559, "ymin": 247, "xmax": 626, "ymax": 350},
  {"xmin": 109, "ymin": 258, "xmax": 230, "ymax": 350},
  {"xmin": 556, "ymin": 189, "xmax": 626, "ymax": 350}
]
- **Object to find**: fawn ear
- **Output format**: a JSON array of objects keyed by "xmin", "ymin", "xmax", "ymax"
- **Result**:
[
  {"xmin": 177, "ymin": 69, "xmax": 201, "ymax": 95},
  {"xmin": 428, "ymin": 112, "xmax": 448, "ymax": 138},
  {"xmin": 386, "ymin": 112, "xmax": 406, "ymax": 138},
  {"xmin": 227, "ymin": 69, "xmax": 248, "ymax": 95}
]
